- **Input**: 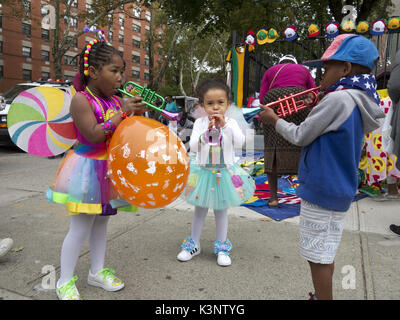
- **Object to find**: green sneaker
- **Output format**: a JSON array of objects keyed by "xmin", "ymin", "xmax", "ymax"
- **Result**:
[
  {"xmin": 87, "ymin": 268, "xmax": 125, "ymax": 292},
  {"xmin": 56, "ymin": 276, "xmax": 82, "ymax": 300}
]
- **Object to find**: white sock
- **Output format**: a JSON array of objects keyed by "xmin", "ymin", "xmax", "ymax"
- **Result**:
[
  {"xmin": 89, "ymin": 215, "xmax": 110, "ymax": 275},
  {"xmin": 214, "ymin": 209, "xmax": 228, "ymax": 242},
  {"xmin": 58, "ymin": 214, "xmax": 96, "ymax": 287},
  {"xmin": 191, "ymin": 206, "xmax": 208, "ymax": 245}
]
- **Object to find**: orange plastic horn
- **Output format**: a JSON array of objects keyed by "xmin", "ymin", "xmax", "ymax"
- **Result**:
[{"xmin": 265, "ymin": 86, "xmax": 321, "ymax": 118}]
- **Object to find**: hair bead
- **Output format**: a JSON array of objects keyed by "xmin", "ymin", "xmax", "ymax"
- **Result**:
[{"xmin": 83, "ymin": 30, "xmax": 108, "ymax": 77}]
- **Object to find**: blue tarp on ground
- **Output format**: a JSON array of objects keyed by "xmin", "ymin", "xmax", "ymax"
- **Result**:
[{"xmin": 241, "ymin": 175, "xmax": 368, "ymax": 221}]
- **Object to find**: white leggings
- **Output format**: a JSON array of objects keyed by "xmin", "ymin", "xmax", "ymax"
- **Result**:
[
  {"xmin": 191, "ymin": 206, "xmax": 228, "ymax": 244},
  {"xmin": 58, "ymin": 214, "xmax": 110, "ymax": 287}
]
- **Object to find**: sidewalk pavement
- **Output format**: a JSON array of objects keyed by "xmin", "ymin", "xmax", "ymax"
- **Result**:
[{"xmin": 0, "ymin": 153, "xmax": 399, "ymax": 300}]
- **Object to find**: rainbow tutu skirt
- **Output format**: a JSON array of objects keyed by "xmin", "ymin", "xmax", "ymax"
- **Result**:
[{"xmin": 46, "ymin": 151, "xmax": 137, "ymax": 215}]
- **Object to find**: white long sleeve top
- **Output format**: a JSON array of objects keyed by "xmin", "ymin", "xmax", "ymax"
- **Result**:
[{"xmin": 189, "ymin": 116, "xmax": 245, "ymax": 167}]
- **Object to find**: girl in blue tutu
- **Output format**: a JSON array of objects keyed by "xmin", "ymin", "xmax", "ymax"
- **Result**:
[{"xmin": 177, "ymin": 78, "xmax": 255, "ymax": 266}]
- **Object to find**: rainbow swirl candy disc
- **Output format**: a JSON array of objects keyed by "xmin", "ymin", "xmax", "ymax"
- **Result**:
[
  {"xmin": 65, "ymin": 85, "xmax": 76, "ymax": 98},
  {"xmin": 7, "ymin": 87, "xmax": 77, "ymax": 157}
]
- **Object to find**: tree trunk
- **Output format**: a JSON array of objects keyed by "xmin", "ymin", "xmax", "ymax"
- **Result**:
[
  {"xmin": 193, "ymin": 39, "xmax": 217, "ymax": 91},
  {"xmin": 189, "ymin": 43, "xmax": 194, "ymax": 94},
  {"xmin": 152, "ymin": 25, "xmax": 183, "ymax": 91},
  {"xmin": 179, "ymin": 58, "xmax": 187, "ymax": 96}
]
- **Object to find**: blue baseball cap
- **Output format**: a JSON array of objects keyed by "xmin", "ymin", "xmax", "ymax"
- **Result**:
[{"xmin": 304, "ymin": 34, "xmax": 379, "ymax": 71}]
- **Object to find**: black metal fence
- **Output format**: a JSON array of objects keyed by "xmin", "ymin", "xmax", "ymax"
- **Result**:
[{"xmin": 233, "ymin": 30, "xmax": 400, "ymax": 106}]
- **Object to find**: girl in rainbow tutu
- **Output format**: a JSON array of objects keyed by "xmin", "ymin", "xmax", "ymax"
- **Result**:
[
  {"xmin": 177, "ymin": 78, "xmax": 255, "ymax": 267},
  {"xmin": 47, "ymin": 30, "xmax": 147, "ymax": 300}
]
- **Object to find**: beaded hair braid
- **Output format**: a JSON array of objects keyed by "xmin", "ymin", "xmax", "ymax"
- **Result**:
[{"xmin": 78, "ymin": 29, "xmax": 121, "ymax": 85}]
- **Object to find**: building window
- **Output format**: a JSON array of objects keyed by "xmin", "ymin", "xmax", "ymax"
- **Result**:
[
  {"xmin": 119, "ymin": 34, "xmax": 124, "ymax": 44},
  {"xmin": 108, "ymin": 30, "xmax": 113, "ymax": 42},
  {"xmin": 41, "ymin": 50, "xmax": 50, "ymax": 61},
  {"xmin": 107, "ymin": 13, "xmax": 113, "ymax": 26},
  {"xmin": 133, "ymin": 8, "xmax": 141, "ymax": 18},
  {"xmin": 41, "ymin": 5, "xmax": 48, "ymax": 16},
  {"xmin": 132, "ymin": 55, "xmax": 140, "ymax": 64},
  {"xmin": 0, "ymin": 41, "xmax": 2, "ymax": 55},
  {"xmin": 71, "ymin": 17, "xmax": 78, "ymax": 28},
  {"xmin": 64, "ymin": 55, "xmax": 77, "ymax": 66},
  {"xmin": 86, "ymin": 3, "xmax": 94, "ymax": 14},
  {"xmin": 132, "ymin": 39, "xmax": 140, "ymax": 49},
  {"xmin": 64, "ymin": 16, "xmax": 78, "ymax": 29},
  {"xmin": 41, "ymin": 71, "xmax": 50, "ymax": 80},
  {"xmin": 0, "ymin": 16, "xmax": 2, "ymax": 29},
  {"xmin": 119, "ymin": 17, "xmax": 124, "ymax": 29},
  {"xmin": 145, "ymin": 11, "xmax": 151, "ymax": 21},
  {"xmin": 42, "ymin": 28, "xmax": 50, "ymax": 41},
  {"xmin": 118, "ymin": 50, "xmax": 124, "ymax": 58},
  {"xmin": 22, "ymin": 69, "xmax": 32, "ymax": 81},
  {"xmin": 144, "ymin": 58, "xmax": 149, "ymax": 66},
  {"xmin": 144, "ymin": 72, "xmax": 150, "ymax": 80},
  {"xmin": 131, "ymin": 70, "xmax": 140, "ymax": 79},
  {"xmin": 67, "ymin": 36, "xmax": 78, "ymax": 48},
  {"xmin": 132, "ymin": 24, "xmax": 141, "ymax": 33},
  {"xmin": 0, "ymin": 65, "xmax": 3, "ymax": 80},
  {"xmin": 22, "ymin": 0, "xmax": 31, "ymax": 17},
  {"xmin": 22, "ymin": 23, "xmax": 31, "ymax": 36},
  {"xmin": 22, "ymin": 46, "xmax": 31, "ymax": 57},
  {"xmin": 71, "ymin": 0, "xmax": 78, "ymax": 8}
]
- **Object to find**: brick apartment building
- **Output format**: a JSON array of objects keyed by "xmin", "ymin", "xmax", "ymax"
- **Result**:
[{"xmin": 0, "ymin": 0, "xmax": 161, "ymax": 93}]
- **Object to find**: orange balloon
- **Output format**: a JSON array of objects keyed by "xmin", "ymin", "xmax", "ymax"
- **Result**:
[{"xmin": 107, "ymin": 116, "xmax": 190, "ymax": 208}]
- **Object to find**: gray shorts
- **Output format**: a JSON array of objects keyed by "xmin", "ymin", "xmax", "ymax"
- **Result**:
[{"xmin": 299, "ymin": 200, "xmax": 346, "ymax": 264}]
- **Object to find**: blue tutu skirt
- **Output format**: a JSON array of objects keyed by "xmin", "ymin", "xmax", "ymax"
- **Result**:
[{"xmin": 182, "ymin": 160, "xmax": 255, "ymax": 210}]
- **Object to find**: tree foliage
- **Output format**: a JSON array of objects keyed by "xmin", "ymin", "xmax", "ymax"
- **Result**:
[{"xmin": 155, "ymin": 0, "xmax": 394, "ymax": 96}]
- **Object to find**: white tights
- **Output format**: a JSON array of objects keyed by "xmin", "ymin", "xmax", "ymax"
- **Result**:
[
  {"xmin": 58, "ymin": 214, "xmax": 110, "ymax": 287},
  {"xmin": 191, "ymin": 206, "xmax": 228, "ymax": 244}
]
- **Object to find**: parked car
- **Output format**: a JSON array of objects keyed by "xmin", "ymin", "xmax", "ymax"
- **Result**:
[
  {"xmin": 172, "ymin": 95, "xmax": 198, "ymax": 114},
  {"xmin": 0, "ymin": 81, "xmax": 72, "ymax": 145}
]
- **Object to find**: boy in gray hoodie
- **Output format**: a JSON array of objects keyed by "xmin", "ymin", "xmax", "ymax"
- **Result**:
[{"xmin": 259, "ymin": 34, "xmax": 385, "ymax": 300}]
